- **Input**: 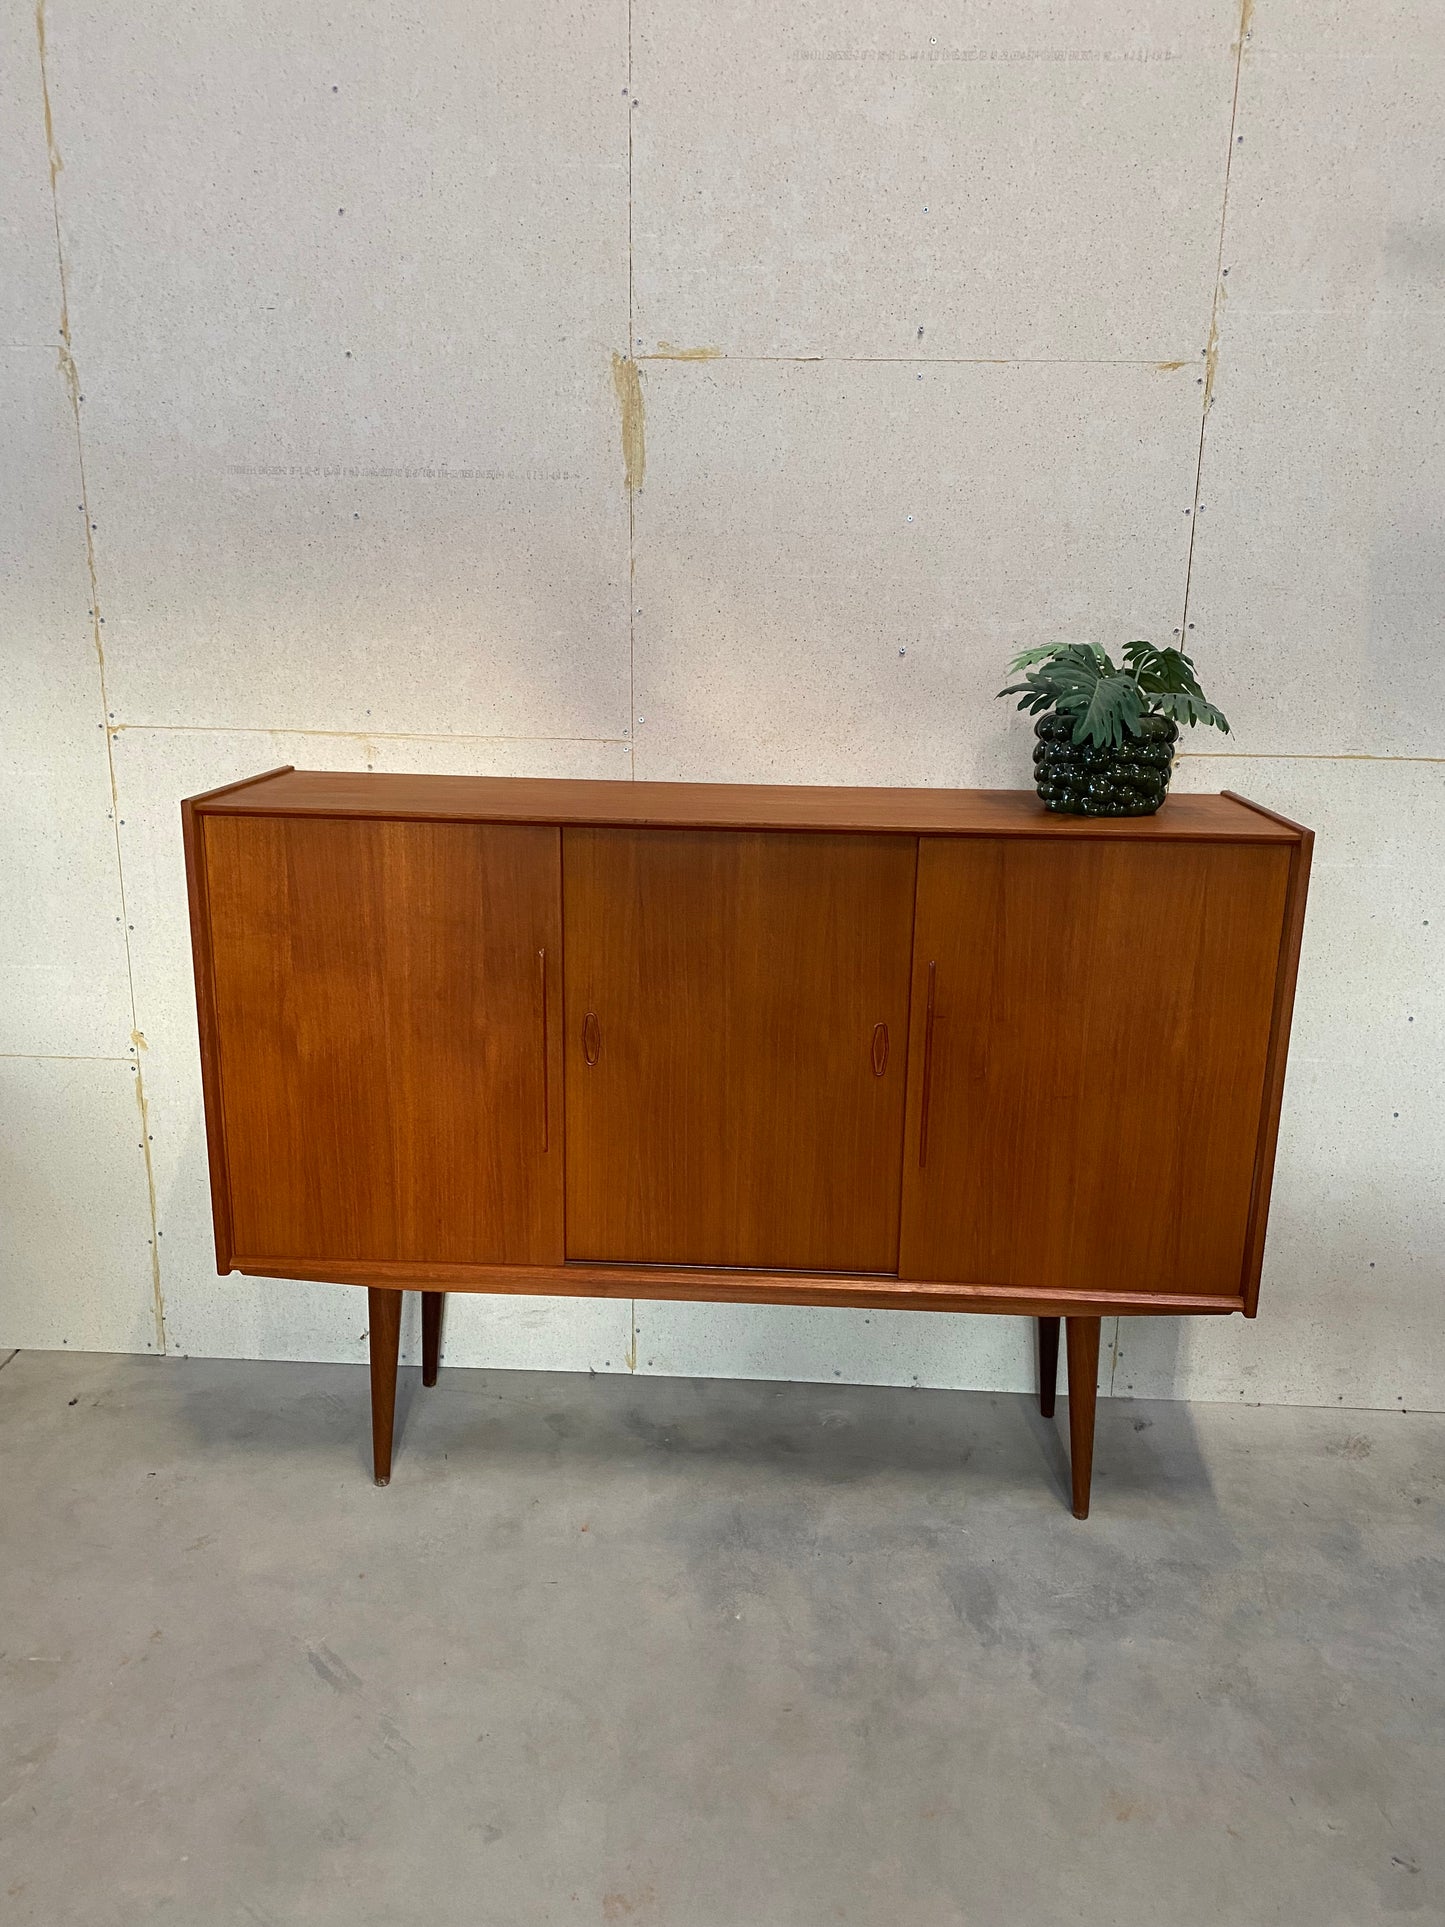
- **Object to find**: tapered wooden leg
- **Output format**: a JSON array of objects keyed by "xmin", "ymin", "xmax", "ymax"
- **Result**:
[
  {"xmin": 1037, "ymin": 1316, "xmax": 1060, "ymax": 1419},
  {"xmin": 367, "ymin": 1286, "xmax": 402, "ymax": 1486},
  {"xmin": 422, "ymin": 1291, "xmax": 444, "ymax": 1388},
  {"xmin": 1065, "ymin": 1316, "xmax": 1101, "ymax": 1519}
]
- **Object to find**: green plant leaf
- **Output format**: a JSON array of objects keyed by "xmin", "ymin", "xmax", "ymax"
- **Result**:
[
  {"xmin": 1005, "ymin": 644, "xmax": 1072, "ymax": 672},
  {"xmin": 1024, "ymin": 648, "xmax": 1144, "ymax": 747},
  {"xmin": 997, "ymin": 685, "xmax": 1060, "ymax": 715},
  {"xmin": 1150, "ymin": 689, "xmax": 1231, "ymax": 732},
  {"xmin": 1124, "ymin": 641, "xmax": 1204, "ymax": 697},
  {"xmin": 1000, "ymin": 645, "xmax": 1099, "ymax": 707},
  {"xmin": 1071, "ymin": 671, "xmax": 1145, "ymax": 747},
  {"xmin": 1001, "ymin": 636, "xmax": 1228, "ymax": 740}
]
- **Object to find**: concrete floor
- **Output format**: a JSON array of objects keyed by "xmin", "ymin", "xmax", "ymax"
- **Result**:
[{"xmin": 1, "ymin": 1351, "xmax": 1441, "ymax": 1927}]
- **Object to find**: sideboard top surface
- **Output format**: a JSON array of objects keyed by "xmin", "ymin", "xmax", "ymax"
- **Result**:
[{"xmin": 187, "ymin": 768, "xmax": 1303, "ymax": 842}]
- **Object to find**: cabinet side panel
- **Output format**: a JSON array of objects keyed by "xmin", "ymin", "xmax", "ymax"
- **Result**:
[
  {"xmin": 563, "ymin": 826, "xmax": 916, "ymax": 1271},
  {"xmin": 900, "ymin": 838, "xmax": 1291, "ymax": 1298},
  {"xmin": 1241, "ymin": 829, "xmax": 1313, "ymax": 1313},
  {"xmin": 183, "ymin": 799, "xmax": 234, "ymax": 1272},
  {"xmin": 204, "ymin": 815, "xmax": 562, "ymax": 1268}
]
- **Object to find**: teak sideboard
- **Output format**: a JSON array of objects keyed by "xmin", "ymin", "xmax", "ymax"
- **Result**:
[{"xmin": 183, "ymin": 769, "xmax": 1312, "ymax": 1515}]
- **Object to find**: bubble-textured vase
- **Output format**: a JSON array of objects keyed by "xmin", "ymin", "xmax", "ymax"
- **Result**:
[{"xmin": 1032, "ymin": 713, "xmax": 1178, "ymax": 816}]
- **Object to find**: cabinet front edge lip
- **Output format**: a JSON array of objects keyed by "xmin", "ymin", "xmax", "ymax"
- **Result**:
[
  {"xmin": 185, "ymin": 800, "xmax": 1301, "ymax": 843},
  {"xmin": 229, "ymin": 1256, "xmax": 1242, "ymax": 1317}
]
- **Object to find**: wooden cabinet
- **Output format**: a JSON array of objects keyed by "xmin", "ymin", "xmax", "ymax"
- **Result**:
[
  {"xmin": 184, "ymin": 770, "xmax": 1312, "ymax": 1514},
  {"xmin": 562, "ymin": 826, "xmax": 915, "ymax": 1272},
  {"xmin": 898, "ymin": 836, "xmax": 1292, "ymax": 1300},
  {"xmin": 199, "ymin": 812, "xmax": 562, "ymax": 1268}
]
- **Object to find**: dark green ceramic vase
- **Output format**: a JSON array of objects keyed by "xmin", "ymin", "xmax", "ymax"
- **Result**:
[{"xmin": 1032, "ymin": 712, "xmax": 1178, "ymax": 816}]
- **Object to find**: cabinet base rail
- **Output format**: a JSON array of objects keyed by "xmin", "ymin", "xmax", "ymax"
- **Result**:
[
  {"xmin": 367, "ymin": 1287, "xmax": 1106, "ymax": 1518},
  {"xmin": 256, "ymin": 1256, "xmax": 1241, "ymax": 1322}
]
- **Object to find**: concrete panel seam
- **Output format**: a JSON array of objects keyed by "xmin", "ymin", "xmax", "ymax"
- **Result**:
[
  {"xmin": 105, "ymin": 724, "xmax": 631, "ymax": 746},
  {"xmin": 626, "ymin": 0, "xmax": 636, "ymax": 780},
  {"xmin": 35, "ymin": 0, "xmax": 167, "ymax": 1355},
  {"xmin": 635, "ymin": 354, "xmax": 1198, "ymax": 369},
  {"xmin": 34, "ymin": 0, "xmax": 69, "ymax": 349},
  {"xmin": 1177, "ymin": 0, "xmax": 1253, "ymax": 640},
  {"xmin": 0, "ymin": 1051, "xmax": 135, "ymax": 1064},
  {"xmin": 1178, "ymin": 751, "xmax": 1445, "ymax": 764}
]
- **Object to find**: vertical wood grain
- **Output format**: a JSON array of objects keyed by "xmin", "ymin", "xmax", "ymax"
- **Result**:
[
  {"xmin": 900, "ymin": 837, "xmax": 1292, "ymax": 1298},
  {"xmin": 204, "ymin": 815, "xmax": 563, "ymax": 1266},
  {"xmin": 563, "ymin": 826, "xmax": 917, "ymax": 1271}
]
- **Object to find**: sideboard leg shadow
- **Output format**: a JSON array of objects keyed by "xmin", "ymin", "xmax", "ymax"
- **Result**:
[
  {"xmin": 422, "ymin": 1291, "xmax": 445, "ymax": 1388},
  {"xmin": 1065, "ymin": 1315, "xmax": 1101, "ymax": 1519},
  {"xmin": 367, "ymin": 1286, "xmax": 403, "ymax": 1486}
]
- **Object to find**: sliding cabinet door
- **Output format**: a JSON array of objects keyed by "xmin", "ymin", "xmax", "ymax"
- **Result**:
[
  {"xmin": 564, "ymin": 827, "xmax": 916, "ymax": 1272},
  {"xmin": 899, "ymin": 836, "xmax": 1290, "ymax": 1299},
  {"xmin": 203, "ymin": 814, "xmax": 562, "ymax": 1267}
]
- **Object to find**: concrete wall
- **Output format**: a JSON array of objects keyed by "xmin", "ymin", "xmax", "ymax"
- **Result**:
[{"xmin": 3, "ymin": 1, "xmax": 1440, "ymax": 1410}]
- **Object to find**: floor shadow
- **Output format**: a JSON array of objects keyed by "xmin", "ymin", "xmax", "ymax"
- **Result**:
[
  {"xmin": 1018, "ymin": 1398, "xmax": 1072, "ymax": 1511},
  {"xmin": 151, "ymin": 1348, "xmax": 1223, "ymax": 1517}
]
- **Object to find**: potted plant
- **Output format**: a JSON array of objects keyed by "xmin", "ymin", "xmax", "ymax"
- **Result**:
[{"xmin": 998, "ymin": 641, "xmax": 1230, "ymax": 816}]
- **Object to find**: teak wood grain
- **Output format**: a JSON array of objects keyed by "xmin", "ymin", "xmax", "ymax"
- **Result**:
[
  {"xmin": 235, "ymin": 1254, "xmax": 1242, "ymax": 1318},
  {"xmin": 562, "ymin": 826, "xmax": 917, "ymax": 1271},
  {"xmin": 1224, "ymin": 796, "xmax": 1315, "ymax": 1316},
  {"xmin": 182, "ymin": 770, "xmax": 1313, "ymax": 1514},
  {"xmin": 202, "ymin": 814, "xmax": 562, "ymax": 1266},
  {"xmin": 899, "ymin": 836, "xmax": 1291, "ymax": 1298},
  {"xmin": 191, "ymin": 767, "xmax": 1298, "ymax": 842}
]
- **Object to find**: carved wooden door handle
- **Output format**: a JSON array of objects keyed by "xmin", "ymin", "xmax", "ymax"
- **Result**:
[
  {"xmin": 871, "ymin": 1022, "xmax": 889, "ymax": 1077},
  {"xmin": 582, "ymin": 1010, "xmax": 601, "ymax": 1066}
]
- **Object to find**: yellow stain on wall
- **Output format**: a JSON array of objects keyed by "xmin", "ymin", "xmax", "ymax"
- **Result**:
[
  {"xmin": 611, "ymin": 353, "xmax": 645, "ymax": 494},
  {"xmin": 35, "ymin": 1, "xmax": 71, "ymax": 346},
  {"xmin": 648, "ymin": 342, "xmax": 724, "ymax": 362},
  {"xmin": 1202, "ymin": 277, "xmax": 1226, "ymax": 412},
  {"xmin": 35, "ymin": 0, "xmax": 63, "ymax": 195}
]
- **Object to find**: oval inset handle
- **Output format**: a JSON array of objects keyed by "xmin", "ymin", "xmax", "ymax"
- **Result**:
[
  {"xmin": 582, "ymin": 1010, "xmax": 601, "ymax": 1067},
  {"xmin": 871, "ymin": 1021, "xmax": 889, "ymax": 1078}
]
